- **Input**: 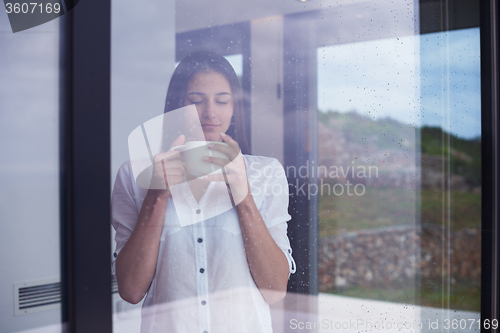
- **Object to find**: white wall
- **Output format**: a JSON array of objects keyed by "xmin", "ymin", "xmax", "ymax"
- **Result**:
[
  {"xmin": 0, "ymin": 11, "xmax": 61, "ymax": 333},
  {"xmin": 111, "ymin": 0, "xmax": 176, "ymax": 182},
  {"xmin": 250, "ymin": 16, "xmax": 285, "ymax": 163}
]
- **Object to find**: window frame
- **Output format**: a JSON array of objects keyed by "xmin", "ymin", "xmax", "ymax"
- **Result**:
[
  {"xmin": 59, "ymin": 0, "xmax": 112, "ymax": 331},
  {"xmin": 480, "ymin": 0, "xmax": 500, "ymax": 326}
]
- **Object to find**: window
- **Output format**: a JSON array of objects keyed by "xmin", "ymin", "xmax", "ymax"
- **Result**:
[{"xmin": 1, "ymin": 0, "xmax": 498, "ymax": 332}]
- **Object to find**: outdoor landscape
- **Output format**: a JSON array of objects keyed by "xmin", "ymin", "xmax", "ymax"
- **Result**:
[{"xmin": 317, "ymin": 110, "xmax": 481, "ymax": 312}]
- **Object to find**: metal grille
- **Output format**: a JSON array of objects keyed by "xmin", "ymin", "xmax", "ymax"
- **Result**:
[
  {"xmin": 14, "ymin": 278, "xmax": 60, "ymax": 316},
  {"xmin": 14, "ymin": 276, "xmax": 119, "ymax": 316}
]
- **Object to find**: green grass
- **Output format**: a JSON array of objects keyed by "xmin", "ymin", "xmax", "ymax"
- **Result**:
[
  {"xmin": 331, "ymin": 285, "xmax": 417, "ymax": 305},
  {"xmin": 421, "ymin": 126, "xmax": 481, "ymax": 186},
  {"xmin": 318, "ymin": 187, "xmax": 415, "ymax": 237},
  {"xmin": 420, "ymin": 190, "xmax": 481, "ymax": 230},
  {"xmin": 319, "ymin": 188, "xmax": 481, "ymax": 237},
  {"xmin": 318, "ymin": 187, "xmax": 481, "ymax": 312},
  {"xmin": 328, "ymin": 283, "xmax": 480, "ymax": 313}
]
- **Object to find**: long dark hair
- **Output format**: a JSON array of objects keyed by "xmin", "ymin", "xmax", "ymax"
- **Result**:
[{"xmin": 164, "ymin": 51, "xmax": 250, "ymax": 154}]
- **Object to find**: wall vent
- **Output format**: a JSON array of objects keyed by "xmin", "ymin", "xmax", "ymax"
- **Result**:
[
  {"xmin": 14, "ymin": 278, "xmax": 61, "ymax": 316},
  {"xmin": 14, "ymin": 276, "xmax": 118, "ymax": 316},
  {"xmin": 111, "ymin": 275, "xmax": 118, "ymax": 294}
]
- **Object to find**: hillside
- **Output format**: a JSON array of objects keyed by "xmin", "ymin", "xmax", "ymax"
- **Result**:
[{"xmin": 318, "ymin": 111, "xmax": 481, "ymax": 189}]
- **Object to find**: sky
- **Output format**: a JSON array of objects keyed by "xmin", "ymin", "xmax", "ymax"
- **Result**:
[{"xmin": 317, "ymin": 28, "xmax": 481, "ymax": 139}]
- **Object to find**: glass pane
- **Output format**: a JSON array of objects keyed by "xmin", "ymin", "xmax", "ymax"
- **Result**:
[
  {"xmin": 0, "ymin": 17, "xmax": 62, "ymax": 333},
  {"xmin": 419, "ymin": 28, "xmax": 481, "ymax": 313},
  {"xmin": 111, "ymin": 0, "xmax": 482, "ymax": 332},
  {"xmin": 317, "ymin": 26, "xmax": 481, "ymax": 328}
]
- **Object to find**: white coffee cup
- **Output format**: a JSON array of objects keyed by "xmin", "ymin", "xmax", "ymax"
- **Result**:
[{"xmin": 172, "ymin": 141, "xmax": 229, "ymax": 178}]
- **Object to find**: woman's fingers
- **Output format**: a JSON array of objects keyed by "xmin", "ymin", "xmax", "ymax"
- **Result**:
[
  {"xmin": 169, "ymin": 134, "xmax": 185, "ymax": 150},
  {"xmin": 152, "ymin": 134, "xmax": 186, "ymax": 163},
  {"xmin": 203, "ymin": 153, "xmax": 246, "ymax": 182},
  {"xmin": 207, "ymin": 143, "xmax": 234, "ymax": 160},
  {"xmin": 154, "ymin": 134, "xmax": 185, "ymax": 163},
  {"xmin": 154, "ymin": 150, "xmax": 180, "ymax": 164},
  {"xmin": 220, "ymin": 132, "xmax": 237, "ymax": 146},
  {"xmin": 202, "ymin": 156, "xmax": 230, "ymax": 167},
  {"xmin": 163, "ymin": 166, "xmax": 185, "ymax": 176},
  {"xmin": 149, "ymin": 135, "xmax": 186, "ymax": 189},
  {"xmin": 201, "ymin": 151, "xmax": 249, "ymax": 205},
  {"xmin": 162, "ymin": 159, "xmax": 184, "ymax": 169},
  {"xmin": 161, "ymin": 159, "xmax": 185, "ymax": 177},
  {"xmin": 219, "ymin": 133, "xmax": 241, "ymax": 157}
]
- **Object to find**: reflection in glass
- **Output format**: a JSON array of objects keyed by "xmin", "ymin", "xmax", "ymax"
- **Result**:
[
  {"xmin": 112, "ymin": 52, "xmax": 295, "ymax": 332},
  {"xmin": 317, "ymin": 26, "xmax": 481, "ymax": 327}
]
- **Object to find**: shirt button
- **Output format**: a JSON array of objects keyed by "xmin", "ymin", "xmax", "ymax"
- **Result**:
[
  {"xmin": 199, "ymin": 268, "xmax": 205, "ymax": 273},
  {"xmin": 113, "ymin": 252, "xmax": 117, "ymax": 258},
  {"xmin": 201, "ymin": 300, "xmax": 206, "ymax": 305},
  {"xmin": 196, "ymin": 209, "xmax": 201, "ymax": 214},
  {"xmin": 197, "ymin": 238, "xmax": 203, "ymax": 243},
  {"xmin": 203, "ymin": 331, "xmax": 208, "ymax": 333}
]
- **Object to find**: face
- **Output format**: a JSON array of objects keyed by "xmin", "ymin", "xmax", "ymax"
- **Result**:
[{"xmin": 184, "ymin": 70, "xmax": 234, "ymax": 142}]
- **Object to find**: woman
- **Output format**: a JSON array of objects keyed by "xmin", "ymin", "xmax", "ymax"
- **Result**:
[{"xmin": 112, "ymin": 51, "xmax": 295, "ymax": 332}]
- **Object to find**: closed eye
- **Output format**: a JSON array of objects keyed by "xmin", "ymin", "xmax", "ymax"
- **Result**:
[{"xmin": 215, "ymin": 97, "xmax": 231, "ymax": 105}]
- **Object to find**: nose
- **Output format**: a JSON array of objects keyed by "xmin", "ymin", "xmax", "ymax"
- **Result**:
[{"xmin": 201, "ymin": 99, "xmax": 216, "ymax": 119}]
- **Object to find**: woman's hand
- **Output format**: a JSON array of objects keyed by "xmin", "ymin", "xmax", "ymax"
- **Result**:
[
  {"xmin": 202, "ymin": 133, "xmax": 249, "ymax": 205},
  {"xmin": 149, "ymin": 135, "xmax": 186, "ymax": 190}
]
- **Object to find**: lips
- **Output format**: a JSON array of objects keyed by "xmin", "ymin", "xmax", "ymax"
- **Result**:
[{"xmin": 201, "ymin": 124, "xmax": 219, "ymax": 129}]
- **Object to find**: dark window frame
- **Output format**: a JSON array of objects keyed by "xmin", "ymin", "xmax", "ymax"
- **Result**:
[
  {"xmin": 480, "ymin": 0, "xmax": 500, "ymax": 327},
  {"xmin": 59, "ymin": 0, "xmax": 112, "ymax": 332}
]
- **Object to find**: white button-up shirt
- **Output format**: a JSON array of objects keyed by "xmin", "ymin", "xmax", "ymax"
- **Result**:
[{"xmin": 112, "ymin": 155, "xmax": 296, "ymax": 333}]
